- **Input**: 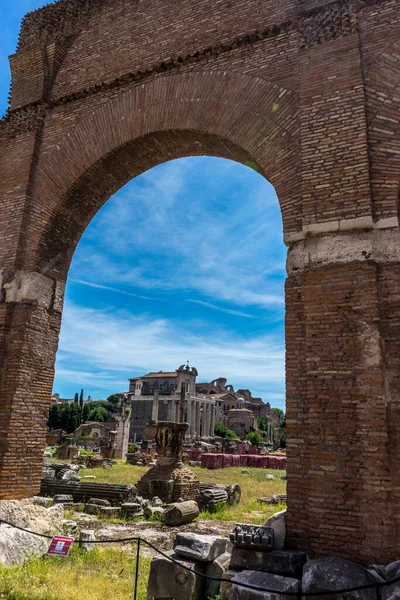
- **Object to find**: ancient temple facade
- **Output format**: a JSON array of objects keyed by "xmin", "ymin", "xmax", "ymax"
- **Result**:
[{"xmin": 124, "ymin": 365, "xmax": 217, "ymax": 441}]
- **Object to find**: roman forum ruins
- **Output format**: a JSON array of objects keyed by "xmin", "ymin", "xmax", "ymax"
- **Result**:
[{"xmin": 0, "ymin": 0, "xmax": 399, "ymax": 565}]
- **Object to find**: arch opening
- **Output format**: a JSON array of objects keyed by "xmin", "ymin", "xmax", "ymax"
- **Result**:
[{"xmin": 51, "ymin": 154, "xmax": 287, "ymax": 449}]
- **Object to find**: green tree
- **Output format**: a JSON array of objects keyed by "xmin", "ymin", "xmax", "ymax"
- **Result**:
[
  {"xmin": 69, "ymin": 402, "xmax": 82, "ymax": 432},
  {"xmin": 82, "ymin": 403, "xmax": 91, "ymax": 423},
  {"xmin": 279, "ymin": 430, "xmax": 287, "ymax": 448},
  {"xmin": 58, "ymin": 403, "xmax": 82, "ymax": 433},
  {"xmin": 272, "ymin": 408, "xmax": 286, "ymax": 427},
  {"xmin": 246, "ymin": 430, "xmax": 262, "ymax": 446},
  {"xmin": 107, "ymin": 394, "xmax": 120, "ymax": 406},
  {"xmin": 48, "ymin": 405, "xmax": 60, "ymax": 430},
  {"xmin": 214, "ymin": 422, "xmax": 238, "ymax": 439},
  {"xmin": 257, "ymin": 417, "xmax": 267, "ymax": 432},
  {"xmin": 79, "ymin": 389, "xmax": 84, "ymax": 408},
  {"xmin": 74, "ymin": 392, "xmax": 79, "ymax": 404},
  {"xmin": 88, "ymin": 405, "xmax": 108, "ymax": 423}
]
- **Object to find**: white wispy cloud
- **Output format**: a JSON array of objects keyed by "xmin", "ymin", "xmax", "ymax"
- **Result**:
[
  {"xmin": 185, "ymin": 299, "xmax": 257, "ymax": 319},
  {"xmin": 55, "ymin": 302, "xmax": 285, "ymax": 402},
  {"xmin": 70, "ymin": 279, "xmax": 156, "ymax": 301},
  {"xmin": 70, "ymin": 157, "xmax": 287, "ymax": 310}
]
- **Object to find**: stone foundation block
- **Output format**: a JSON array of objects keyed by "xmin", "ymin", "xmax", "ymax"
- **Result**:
[
  {"xmin": 229, "ymin": 570, "xmax": 299, "ymax": 600},
  {"xmin": 146, "ymin": 551, "xmax": 205, "ymax": 600},
  {"xmin": 230, "ymin": 547, "xmax": 307, "ymax": 576},
  {"xmin": 174, "ymin": 532, "xmax": 227, "ymax": 562},
  {"xmin": 206, "ymin": 551, "xmax": 231, "ymax": 599},
  {"xmin": 220, "ymin": 570, "xmax": 237, "ymax": 600},
  {"xmin": 302, "ymin": 558, "xmax": 381, "ymax": 600}
]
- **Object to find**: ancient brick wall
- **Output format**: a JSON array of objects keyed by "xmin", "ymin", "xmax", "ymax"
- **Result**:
[{"xmin": 0, "ymin": 0, "xmax": 399, "ymax": 564}]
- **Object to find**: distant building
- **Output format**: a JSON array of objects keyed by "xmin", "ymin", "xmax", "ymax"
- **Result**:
[
  {"xmin": 123, "ymin": 364, "xmax": 216, "ymax": 441},
  {"xmin": 225, "ymin": 408, "xmax": 256, "ymax": 437},
  {"xmin": 51, "ymin": 393, "xmax": 73, "ymax": 406},
  {"xmin": 195, "ymin": 376, "xmax": 280, "ymax": 436},
  {"xmin": 122, "ymin": 365, "xmax": 279, "ymax": 441}
]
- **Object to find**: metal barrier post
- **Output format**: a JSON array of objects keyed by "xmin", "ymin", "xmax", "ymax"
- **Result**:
[
  {"xmin": 376, "ymin": 584, "xmax": 382, "ymax": 600},
  {"xmin": 134, "ymin": 538, "xmax": 141, "ymax": 600}
]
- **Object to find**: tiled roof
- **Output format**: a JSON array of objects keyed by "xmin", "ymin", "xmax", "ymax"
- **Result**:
[{"xmin": 130, "ymin": 371, "xmax": 177, "ymax": 381}]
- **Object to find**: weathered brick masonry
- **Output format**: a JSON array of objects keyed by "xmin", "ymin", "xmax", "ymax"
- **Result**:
[{"xmin": 0, "ymin": 0, "xmax": 399, "ymax": 564}]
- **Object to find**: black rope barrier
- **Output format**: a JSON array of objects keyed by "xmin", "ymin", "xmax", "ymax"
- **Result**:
[{"xmin": 1, "ymin": 518, "xmax": 400, "ymax": 598}]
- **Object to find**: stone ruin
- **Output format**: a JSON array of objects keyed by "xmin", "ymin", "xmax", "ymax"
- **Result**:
[
  {"xmin": 137, "ymin": 422, "xmax": 199, "ymax": 503},
  {"xmin": 146, "ymin": 516, "xmax": 400, "ymax": 600}
]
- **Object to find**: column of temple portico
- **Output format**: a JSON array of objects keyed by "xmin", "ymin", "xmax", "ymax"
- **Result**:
[
  {"xmin": 191, "ymin": 401, "xmax": 196, "ymax": 436},
  {"xmin": 210, "ymin": 404, "xmax": 215, "ymax": 436},
  {"xmin": 204, "ymin": 403, "xmax": 210, "ymax": 437},
  {"xmin": 197, "ymin": 404, "xmax": 202, "ymax": 438},
  {"xmin": 186, "ymin": 398, "xmax": 192, "ymax": 435},
  {"xmin": 175, "ymin": 399, "xmax": 180, "ymax": 423}
]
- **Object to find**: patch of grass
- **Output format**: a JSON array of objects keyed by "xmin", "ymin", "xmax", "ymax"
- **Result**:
[
  {"xmin": 193, "ymin": 465, "xmax": 286, "ymax": 524},
  {"xmin": 0, "ymin": 545, "xmax": 150, "ymax": 600}
]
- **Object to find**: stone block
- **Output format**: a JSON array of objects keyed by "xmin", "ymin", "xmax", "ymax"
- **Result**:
[
  {"xmin": 0, "ymin": 525, "xmax": 49, "ymax": 567},
  {"xmin": 97, "ymin": 507, "xmax": 122, "ymax": 518},
  {"xmin": 79, "ymin": 530, "xmax": 96, "ymax": 552},
  {"xmin": 302, "ymin": 558, "xmax": 380, "ymax": 600},
  {"xmin": 63, "ymin": 520, "xmax": 78, "ymax": 536},
  {"xmin": 230, "ymin": 547, "xmax": 307, "ymax": 576},
  {"xmin": 54, "ymin": 494, "xmax": 73, "ymax": 504},
  {"xmin": 265, "ymin": 509, "xmax": 286, "ymax": 551},
  {"xmin": 33, "ymin": 496, "xmax": 53, "ymax": 508},
  {"xmin": 146, "ymin": 551, "xmax": 205, "ymax": 600},
  {"xmin": 88, "ymin": 498, "xmax": 110, "ymax": 507},
  {"xmin": 206, "ymin": 551, "xmax": 231, "ymax": 599},
  {"xmin": 144, "ymin": 506, "xmax": 165, "ymax": 520},
  {"xmin": 229, "ymin": 570, "xmax": 299, "ymax": 600},
  {"xmin": 230, "ymin": 524, "xmax": 274, "ymax": 551},
  {"xmin": 174, "ymin": 532, "xmax": 227, "ymax": 562},
  {"xmin": 84, "ymin": 503, "xmax": 100, "ymax": 515},
  {"xmin": 220, "ymin": 570, "xmax": 236, "ymax": 600},
  {"xmin": 121, "ymin": 502, "xmax": 143, "ymax": 516},
  {"xmin": 386, "ymin": 561, "xmax": 400, "ymax": 580}
]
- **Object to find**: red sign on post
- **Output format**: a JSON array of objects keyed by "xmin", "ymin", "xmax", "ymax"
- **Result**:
[{"xmin": 48, "ymin": 536, "xmax": 74, "ymax": 557}]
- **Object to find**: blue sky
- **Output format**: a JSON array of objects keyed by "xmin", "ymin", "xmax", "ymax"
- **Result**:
[{"xmin": 1, "ymin": 1, "xmax": 288, "ymax": 409}]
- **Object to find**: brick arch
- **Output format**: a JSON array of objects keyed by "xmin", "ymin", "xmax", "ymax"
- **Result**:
[
  {"xmin": 3, "ymin": 0, "xmax": 400, "ymax": 567},
  {"xmin": 30, "ymin": 70, "xmax": 300, "ymax": 278}
]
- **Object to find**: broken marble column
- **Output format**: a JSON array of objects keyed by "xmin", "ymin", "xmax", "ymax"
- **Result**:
[{"xmin": 164, "ymin": 501, "xmax": 199, "ymax": 526}]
